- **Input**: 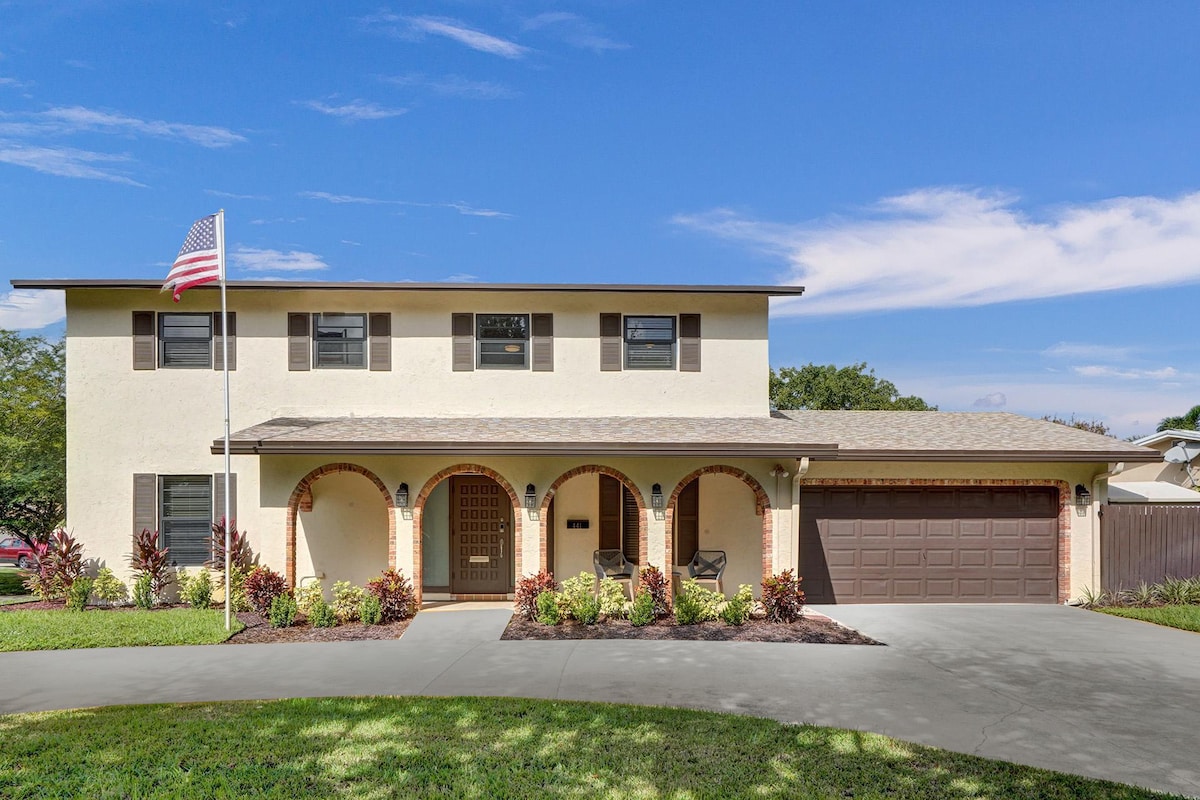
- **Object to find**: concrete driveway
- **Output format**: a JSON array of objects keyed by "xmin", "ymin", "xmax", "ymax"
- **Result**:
[{"xmin": 4, "ymin": 603, "xmax": 1199, "ymax": 798}]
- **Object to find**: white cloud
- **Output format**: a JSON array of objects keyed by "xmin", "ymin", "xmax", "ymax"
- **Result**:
[
  {"xmin": 230, "ymin": 248, "xmax": 328, "ymax": 272},
  {"xmin": 1042, "ymin": 341, "xmax": 1135, "ymax": 361},
  {"xmin": 300, "ymin": 191, "xmax": 399, "ymax": 205},
  {"xmin": 300, "ymin": 191, "xmax": 512, "ymax": 218},
  {"xmin": 0, "ymin": 289, "xmax": 65, "ymax": 329},
  {"xmin": 1073, "ymin": 365, "xmax": 1179, "ymax": 380},
  {"xmin": 441, "ymin": 273, "xmax": 479, "ymax": 282},
  {"xmin": 0, "ymin": 77, "xmax": 29, "ymax": 89},
  {"xmin": 522, "ymin": 12, "xmax": 628, "ymax": 53},
  {"xmin": 0, "ymin": 142, "xmax": 142, "ymax": 185},
  {"xmin": 403, "ymin": 15, "xmax": 528, "ymax": 59},
  {"xmin": 446, "ymin": 202, "xmax": 512, "ymax": 218},
  {"xmin": 972, "ymin": 392, "xmax": 1007, "ymax": 408},
  {"xmin": 206, "ymin": 189, "xmax": 268, "ymax": 200},
  {"xmin": 34, "ymin": 106, "xmax": 245, "ymax": 147},
  {"xmin": 381, "ymin": 73, "xmax": 517, "ymax": 100},
  {"xmin": 675, "ymin": 188, "xmax": 1200, "ymax": 315},
  {"xmin": 300, "ymin": 99, "xmax": 407, "ymax": 121}
]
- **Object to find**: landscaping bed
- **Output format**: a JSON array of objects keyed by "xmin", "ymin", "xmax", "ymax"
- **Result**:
[
  {"xmin": 1082, "ymin": 576, "xmax": 1200, "ymax": 633},
  {"xmin": 503, "ymin": 613, "xmax": 880, "ymax": 643},
  {"xmin": 226, "ymin": 610, "xmax": 411, "ymax": 643}
]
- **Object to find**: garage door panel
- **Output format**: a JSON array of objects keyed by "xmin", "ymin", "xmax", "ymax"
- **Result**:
[{"xmin": 801, "ymin": 487, "xmax": 1059, "ymax": 604}]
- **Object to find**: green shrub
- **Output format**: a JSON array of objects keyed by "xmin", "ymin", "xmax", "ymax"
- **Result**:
[
  {"xmin": 1076, "ymin": 585, "xmax": 1111, "ymax": 608},
  {"xmin": 181, "ymin": 569, "xmax": 213, "ymax": 610},
  {"xmin": 559, "ymin": 571, "xmax": 594, "ymax": 618},
  {"xmin": 535, "ymin": 591, "xmax": 562, "ymax": 625},
  {"xmin": 294, "ymin": 580, "xmax": 324, "ymax": 616},
  {"xmin": 1156, "ymin": 576, "xmax": 1200, "ymax": 605},
  {"xmin": 629, "ymin": 590, "xmax": 656, "ymax": 627},
  {"xmin": 572, "ymin": 594, "xmax": 601, "ymax": 625},
  {"xmin": 132, "ymin": 573, "xmax": 154, "ymax": 610},
  {"xmin": 359, "ymin": 594, "xmax": 382, "ymax": 625},
  {"xmin": 674, "ymin": 579, "xmax": 722, "ymax": 625},
  {"xmin": 761, "ymin": 570, "xmax": 805, "ymax": 624},
  {"xmin": 65, "ymin": 576, "xmax": 93, "ymax": 611},
  {"xmin": 268, "ymin": 592, "xmax": 298, "ymax": 628},
  {"xmin": 720, "ymin": 584, "xmax": 754, "ymax": 626},
  {"xmin": 1122, "ymin": 582, "xmax": 1158, "ymax": 608},
  {"xmin": 227, "ymin": 566, "xmax": 252, "ymax": 612},
  {"xmin": 515, "ymin": 570, "xmax": 558, "ymax": 620},
  {"xmin": 596, "ymin": 577, "xmax": 628, "ymax": 619},
  {"xmin": 244, "ymin": 567, "xmax": 287, "ymax": 616},
  {"xmin": 307, "ymin": 597, "xmax": 338, "ymax": 628},
  {"xmin": 333, "ymin": 581, "xmax": 364, "ymax": 623},
  {"xmin": 365, "ymin": 569, "xmax": 417, "ymax": 622},
  {"xmin": 91, "ymin": 568, "xmax": 127, "ymax": 605},
  {"xmin": 639, "ymin": 565, "xmax": 671, "ymax": 617}
]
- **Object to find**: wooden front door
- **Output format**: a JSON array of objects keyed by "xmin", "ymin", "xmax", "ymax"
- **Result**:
[{"xmin": 450, "ymin": 476, "xmax": 513, "ymax": 594}]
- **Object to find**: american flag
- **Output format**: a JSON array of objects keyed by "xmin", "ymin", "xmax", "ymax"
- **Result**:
[{"xmin": 163, "ymin": 214, "xmax": 222, "ymax": 302}]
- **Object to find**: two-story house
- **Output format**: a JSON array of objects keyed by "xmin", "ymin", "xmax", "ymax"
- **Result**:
[{"xmin": 12, "ymin": 278, "xmax": 1158, "ymax": 604}]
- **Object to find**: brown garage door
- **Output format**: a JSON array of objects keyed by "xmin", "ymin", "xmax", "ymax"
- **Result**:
[{"xmin": 800, "ymin": 487, "xmax": 1059, "ymax": 603}]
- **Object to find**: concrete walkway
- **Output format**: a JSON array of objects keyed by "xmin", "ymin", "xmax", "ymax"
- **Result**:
[{"xmin": 4, "ymin": 603, "xmax": 1199, "ymax": 798}]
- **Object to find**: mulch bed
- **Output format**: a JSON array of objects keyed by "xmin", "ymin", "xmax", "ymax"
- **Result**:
[
  {"xmin": 502, "ymin": 614, "xmax": 883, "ymax": 644},
  {"xmin": 224, "ymin": 611, "xmax": 411, "ymax": 644}
]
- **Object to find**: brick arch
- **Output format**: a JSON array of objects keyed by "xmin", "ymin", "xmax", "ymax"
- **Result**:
[
  {"xmin": 285, "ymin": 462, "xmax": 396, "ymax": 589},
  {"xmin": 538, "ymin": 465, "xmax": 648, "ymax": 574},
  {"xmin": 665, "ymin": 465, "xmax": 774, "ymax": 586},
  {"xmin": 412, "ymin": 464, "xmax": 523, "ymax": 602}
]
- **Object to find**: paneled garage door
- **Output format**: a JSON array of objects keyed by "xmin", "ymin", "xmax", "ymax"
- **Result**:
[{"xmin": 800, "ymin": 486, "xmax": 1059, "ymax": 603}]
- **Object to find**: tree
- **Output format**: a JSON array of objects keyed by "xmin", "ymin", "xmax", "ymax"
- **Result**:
[
  {"xmin": 1157, "ymin": 405, "xmax": 1200, "ymax": 432},
  {"xmin": 1040, "ymin": 414, "xmax": 1111, "ymax": 437},
  {"xmin": 0, "ymin": 331, "xmax": 66, "ymax": 545},
  {"xmin": 770, "ymin": 363, "xmax": 935, "ymax": 411}
]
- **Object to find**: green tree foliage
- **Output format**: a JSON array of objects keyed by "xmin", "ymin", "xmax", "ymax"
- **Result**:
[
  {"xmin": 770, "ymin": 363, "xmax": 935, "ymax": 411},
  {"xmin": 1040, "ymin": 414, "xmax": 1112, "ymax": 437},
  {"xmin": 0, "ymin": 331, "xmax": 65, "ymax": 544},
  {"xmin": 1158, "ymin": 405, "xmax": 1200, "ymax": 432}
]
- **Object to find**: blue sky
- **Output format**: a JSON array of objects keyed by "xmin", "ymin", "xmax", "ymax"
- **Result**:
[{"xmin": 1, "ymin": 2, "xmax": 1198, "ymax": 437}]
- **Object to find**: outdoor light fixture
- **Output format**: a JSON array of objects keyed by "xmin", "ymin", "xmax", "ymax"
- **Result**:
[
  {"xmin": 395, "ymin": 482, "xmax": 409, "ymax": 508},
  {"xmin": 525, "ymin": 484, "xmax": 537, "ymax": 510},
  {"xmin": 1074, "ymin": 484, "xmax": 1091, "ymax": 510},
  {"xmin": 651, "ymin": 483, "xmax": 664, "ymax": 509}
]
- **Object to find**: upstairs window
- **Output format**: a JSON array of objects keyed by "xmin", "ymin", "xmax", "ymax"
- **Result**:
[
  {"xmin": 159, "ymin": 313, "xmax": 213, "ymax": 368},
  {"xmin": 476, "ymin": 313, "xmax": 530, "ymax": 369},
  {"xmin": 624, "ymin": 315, "xmax": 676, "ymax": 370},
  {"xmin": 313, "ymin": 313, "xmax": 366, "ymax": 368}
]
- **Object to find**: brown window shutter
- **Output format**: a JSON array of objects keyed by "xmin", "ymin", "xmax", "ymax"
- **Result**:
[
  {"xmin": 621, "ymin": 485, "xmax": 640, "ymax": 564},
  {"xmin": 598, "ymin": 474, "xmax": 622, "ymax": 550},
  {"xmin": 675, "ymin": 479, "xmax": 700, "ymax": 566},
  {"xmin": 212, "ymin": 312, "xmax": 236, "ymax": 371},
  {"xmin": 369, "ymin": 312, "xmax": 392, "ymax": 371},
  {"xmin": 132, "ymin": 311, "xmax": 156, "ymax": 370},
  {"xmin": 213, "ymin": 472, "xmax": 237, "ymax": 526},
  {"xmin": 452, "ymin": 313, "xmax": 474, "ymax": 371},
  {"xmin": 133, "ymin": 473, "xmax": 157, "ymax": 538},
  {"xmin": 531, "ymin": 313, "xmax": 554, "ymax": 372},
  {"xmin": 599, "ymin": 313, "xmax": 622, "ymax": 371},
  {"xmin": 679, "ymin": 313, "xmax": 701, "ymax": 372},
  {"xmin": 287, "ymin": 313, "xmax": 311, "ymax": 371}
]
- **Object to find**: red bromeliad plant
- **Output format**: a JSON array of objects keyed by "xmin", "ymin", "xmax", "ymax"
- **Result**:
[
  {"xmin": 244, "ymin": 566, "xmax": 287, "ymax": 616},
  {"xmin": 761, "ymin": 569, "xmax": 805, "ymax": 624},
  {"xmin": 207, "ymin": 517, "xmax": 256, "ymax": 573},
  {"xmin": 639, "ymin": 565, "xmax": 672, "ymax": 617},
  {"xmin": 514, "ymin": 570, "xmax": 558, "ymax": 620},
  {"xmin": 366, "ymin": 569, "xmax": 418, "ymax": 622},
  {"xmin": 23, "ymin": 529, "xmax": 85, "ymax": 600},
  {"xmin": 130, "ymin": 529, "xmax": 172, "ymax": 600}
]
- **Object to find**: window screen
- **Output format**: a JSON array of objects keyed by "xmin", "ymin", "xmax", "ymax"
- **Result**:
[
  {"xmin": 160, "ymin": 475, "xmax": 212, "ymax": 567},
  {"xmin": 313, "ymin": 313, "xmax": 367, "ymax": 368},
  {"xmin": 476, "ymin": 313, "xmax": 529, "ymax": 368},
  {"xmin": 624, "ymin": 316, "xmax": 676, "ymax": 369},
  {"xmin": 159, "ymin": 313, "xmax": 212, "ymax": 368}
]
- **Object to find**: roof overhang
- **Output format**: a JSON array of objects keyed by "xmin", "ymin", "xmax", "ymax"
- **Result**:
[
  {"xmin": 214, "ymin": 439, "xmax": 837, "ymax": 458},
  {"xmin": 835, "ymin": 449, "xmax": 1163, "ymax": 463}
]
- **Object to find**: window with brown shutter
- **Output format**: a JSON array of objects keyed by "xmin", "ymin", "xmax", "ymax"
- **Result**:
[
  {"xmin": 679, "ymin": 313, "xmax": 701, "ymax": 372},
  {"xmin": 368, "ymin": 312, "xmax": 391, "ymax": 371},
  {"xmin": 531, "ymin": 313, "xmax": 553, "ymax": 372},
  {"xmin": 212, "ymin": 312, "xmax": 236, "ymax": 371},
  {"xmin": 132, "ymin": 311, "xmax": 156, "ymax": 370},
  {"xmin": 451, "ymin": 313, "xmax": 474, "ymax": 371},
  {"xmin": 133, "ymin": 473, "xmax": 157, "ymax": 536},
  {"xmin": 287, "ymin": 313, "xmax": 311, "ymax": 371},
  {"xmin": 599, "ymin": 313, "xmax": 621, "ymax": 371}
]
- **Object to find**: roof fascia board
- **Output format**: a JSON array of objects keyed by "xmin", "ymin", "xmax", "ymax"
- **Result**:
[{"xmin": 834, "ymin": 449, "xmax": 1163, "ymax": 463}]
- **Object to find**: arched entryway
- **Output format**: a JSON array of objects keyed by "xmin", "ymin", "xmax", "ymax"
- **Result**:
[
  {"xmin": 414, "ymin": 464, "xmax": 522, "ymax": 599},
  {"xmin": 285, "ymin": 463, "xmax": 396, "ymax": 589},
  {"xmin": 667, "ymin": 466, "xmax": 772, "ymax": 595},
  {"xmin": 539, "ymin": 465, "xmax": 647, "ymax": 579}
]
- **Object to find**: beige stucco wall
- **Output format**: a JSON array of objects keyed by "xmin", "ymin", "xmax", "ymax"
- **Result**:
[
  {"xmin": 696, "ymin": 473, "xmax": 764, "ymax": 596},
  {"xmin": 294, "ymin": 471, "xmax": 389, "ymax": 592},
  {"xmin": 1115, "ymin": 441, "xmax": 1185, "ymax": 484},
  {"xmin": 551, "ymin": 474, "xmax": 601, "ymax": 583}
]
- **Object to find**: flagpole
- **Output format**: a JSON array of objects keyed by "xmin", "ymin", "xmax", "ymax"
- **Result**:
[{"xmin": 217, "ymin": 208, "xmax": 232, "ymax": 632}]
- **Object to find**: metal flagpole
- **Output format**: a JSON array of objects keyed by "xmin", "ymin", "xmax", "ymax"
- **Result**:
[{"xmin": 217, "ymin": 209, "xmax": 232, "ymax": 631}]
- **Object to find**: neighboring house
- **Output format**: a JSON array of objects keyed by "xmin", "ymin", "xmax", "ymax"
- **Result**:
[
  {"xmin": 1113, "ymin": 430, "xmax": 1200, "ymax": 490},
  {"xmin": 11, "ymin": 278, "xmax": 1160, "ymax": 604}
]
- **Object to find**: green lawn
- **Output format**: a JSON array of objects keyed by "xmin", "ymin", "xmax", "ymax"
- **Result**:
[
  {"xmin": 1098, "ymin": 605, "xmax": 1200, "ymax": 633},
  {"xmin": 0, "ymin": 697, "xmax": 1179, "ymax": 799},
  {"xmin": 0, "ymin": 608, "xmax": 242, "ymax": 651}
]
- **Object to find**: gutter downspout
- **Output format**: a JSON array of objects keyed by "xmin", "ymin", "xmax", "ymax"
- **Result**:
[
  {"xmin": 791, "ymin": 457, "xmax": 811, "ymax": 577},
  {"xmin": 1091, "ymin": 462, "xmax": 1124, "ymax": 593}
]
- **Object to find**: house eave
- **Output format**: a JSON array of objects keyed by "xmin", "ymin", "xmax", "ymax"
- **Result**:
[
  {"xmin": 212, "ymin": 440, "xmax": 838, "ymax": 458},
  {"xmin": 833, "ymin": 448, "xmax": 1164, "ymax": 463}
]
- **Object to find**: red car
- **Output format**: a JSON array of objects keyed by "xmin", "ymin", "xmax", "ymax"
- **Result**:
[{"xmin": 0, "ymin": 537, "xmax": 34, "ymax": 569}]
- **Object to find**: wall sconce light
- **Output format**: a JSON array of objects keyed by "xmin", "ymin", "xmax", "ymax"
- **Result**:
[
  {"xmin": 525, "ymin": 484, "xmax": 537, "ymax": 510},
  {"xmin": 1074, "ymin": 484, "xmax": 1091, "ymax": 510},
  {"xmin": 651, "ymin": 483, "xmax": 664, "ymax": 509},
  {"xmin": 395, "ymin": 482, "xmax": 409, "ymax": 509}
]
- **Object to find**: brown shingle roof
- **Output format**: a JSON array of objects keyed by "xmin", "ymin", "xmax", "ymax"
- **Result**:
[{"xmin": 216, "ymin": 411, "xmax": 1159, "ymax": 462}]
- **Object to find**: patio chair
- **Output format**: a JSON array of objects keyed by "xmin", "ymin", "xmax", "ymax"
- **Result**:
[
  {"xmin": 593, "ymin": 549, "xmax": 636, "ymax": 600},
  {"xmin": 685, "ymin": 550, "xmax": 727, "ymax": 595}
]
